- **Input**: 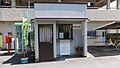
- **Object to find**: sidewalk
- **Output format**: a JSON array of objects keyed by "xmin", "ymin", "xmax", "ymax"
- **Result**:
[
  {"xmin": 1, "ymin": 54, "xmax": 120, "ymax": 68},
  {"xmin": 0, "ymin": 50, "xmax": 15, "ymax": 56}
]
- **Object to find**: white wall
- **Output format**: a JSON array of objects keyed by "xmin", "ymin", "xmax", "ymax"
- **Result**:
[
  {"xmin": 0, "ymin": 8, "xmax": 34, "ymax": 21},
  {"xmin": 1, "ymin": 8, "xmax": 120, "ymax": 21},
  {"xmin": 0, "ymin": 22, "xmax": 15, "ymax": 48},
  {"xmin": 87, "ymin": 9, "xmax": 120, "ymax": 21},
  {"xmin": 71, "ymin": 28, "xmax": 81, "ymax": 54},
  {"xmin": 0, "ymin": 21, "xmax": 34, "ymax": 49}
]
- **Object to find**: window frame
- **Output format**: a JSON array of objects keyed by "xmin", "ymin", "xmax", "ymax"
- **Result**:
[
  {"xmin": 58, "ymin": 24, "xmax": 73, "ymax": 39},
  {"xmin": 87, "ymin": 31, "xmax": 96, "ymax": 39}
]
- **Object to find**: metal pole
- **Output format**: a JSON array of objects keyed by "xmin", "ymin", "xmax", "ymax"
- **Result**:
[
  {"xmin": 105, "ymin": 29, "xmax": 107, "ymax": 46},
  {"xmin": 15, "ymin": 38, "xmax": 19, "ymax": 54},
  {"xmin": 21, "ymin": 26, "xmax": 25, "ymax": 57},
  {"xmin": 27, "ymin": 1, "xmax": 30, "ymax": 19},
  {"xmin": 116, "ymin": 0, "xmax": 120, "ymax": 10},
  {"xmin": 25, "ymin": 0, "xmax": 31, "ymax": 54},
  {"xmin": 106, "ymin": 0, "xmax": 111, "ymax": 10},
  {"xmin": 8, "ymin": 43, "xmax": 10, "ymax": 55}
]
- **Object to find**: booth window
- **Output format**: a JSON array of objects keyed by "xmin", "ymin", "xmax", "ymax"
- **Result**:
[{"xmin": 58, "ymin": 24, "xmax": 73, "ymax": 39}]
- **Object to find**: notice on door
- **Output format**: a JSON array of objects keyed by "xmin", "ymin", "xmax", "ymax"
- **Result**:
[{"xmin": 60, "ymin": 40, "xmax": 70, "ymax": 55}]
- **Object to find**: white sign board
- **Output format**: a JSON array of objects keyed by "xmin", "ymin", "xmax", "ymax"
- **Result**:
[
  {"xmin": 59, "ymin": 32, "xmax": 64, "ymax": 39},
  {"xmin": 73, "ymin": 24, "xmax": 81, "ymax": 29},
  {"xmin": 60, "ymin": 40, "xmax": 70, "ymax": 55}
]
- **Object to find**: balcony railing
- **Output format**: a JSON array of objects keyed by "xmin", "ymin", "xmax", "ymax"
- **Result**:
[
  {"xmin": 88, "ymin": 7, "xmax": 119, "ymax": 10},
  {"xmin": 0, "ymin": 5, "xmax": 119, "ymax": 10}
]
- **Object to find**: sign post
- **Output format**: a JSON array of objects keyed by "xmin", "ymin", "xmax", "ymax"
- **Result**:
[{"xmin": 22, "ymin": 18, "xmax": 30, "ymax": 56}]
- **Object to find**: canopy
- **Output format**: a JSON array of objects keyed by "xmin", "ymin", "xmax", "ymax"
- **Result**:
[{"xmin": 95, "ymin": 21, "xmax": 120, "ymax": 30}]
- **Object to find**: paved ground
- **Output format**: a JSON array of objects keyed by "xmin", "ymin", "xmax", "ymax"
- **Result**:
[
  {"xmin": 1, "ymin": 54, "xmax": 120, "ymax": 68},
  {"xmin": 88, "ymin": 46, "xmax": 120, "ymax": 57},
  {"xmin": 1, "ymin": 46, "xmax": 120, "ymax": 68}
]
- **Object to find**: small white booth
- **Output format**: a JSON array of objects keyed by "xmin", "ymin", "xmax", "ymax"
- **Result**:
[{"xmin": 34, "ymin": 3, "xmax": 88, "ymax": 61}]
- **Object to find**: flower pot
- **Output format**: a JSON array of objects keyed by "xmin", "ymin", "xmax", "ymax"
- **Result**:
[{"xmin": 21, "ymin": 57, "xmax": 28, "ymax": 63}]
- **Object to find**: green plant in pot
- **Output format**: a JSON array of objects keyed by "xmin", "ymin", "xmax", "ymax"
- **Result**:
[{"xmin": 75, "ymin": 46, "xmax": 82, "ymax": 56}]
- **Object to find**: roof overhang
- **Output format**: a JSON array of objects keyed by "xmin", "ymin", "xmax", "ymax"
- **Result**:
[
  {"xmin": 34, "ymin": 18, "xmax": 88, "ymax": 21},
  {"xmin": 95, "ymin": 21, "xmax": 120, "ymax": 30}
]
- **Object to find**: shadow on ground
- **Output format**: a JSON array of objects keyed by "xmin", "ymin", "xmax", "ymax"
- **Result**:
[
  {"xmin": 88, "ymin": 46, "xmax": 120, "ymax": 57},
  {"xmin": 56, "ymin": 55, "xmax": 83, "ymax": 61},
  {"xmin": 3, "ymin": 54, "xmax": 22, "ymax": 65},
  {"xmin": 1, "ymin": 52, "xmax": 35, "ymax": 65},
  {"xmin": 2, "ymin": 54, "xmax": 83, "ymax": 65}
]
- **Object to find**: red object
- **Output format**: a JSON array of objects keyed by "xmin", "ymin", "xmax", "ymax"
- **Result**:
[
  {"xmin": 6, "ymin": 36, "xmax": 12, "ymax": 44},
  {"xmin": 5, "ymin": 36, "xmax": 12, "ymax": 55},
  {"xmin": 8, "ymin": 43, "xmax": 10, "ymax": 55}
]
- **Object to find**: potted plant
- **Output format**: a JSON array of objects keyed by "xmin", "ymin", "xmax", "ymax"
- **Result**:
[{"xmin": 75, "ymin": 46, "xmax": 82, "ymax": 56}]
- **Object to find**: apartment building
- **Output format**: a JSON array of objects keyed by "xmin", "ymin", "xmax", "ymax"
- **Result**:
[{"xmin": 0, "ymin": 0, "xmax": 120, "ymax": 61}]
